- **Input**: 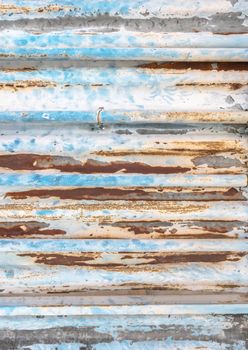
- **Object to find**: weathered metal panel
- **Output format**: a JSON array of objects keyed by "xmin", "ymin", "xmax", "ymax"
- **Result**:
[
  {"xmin": 0, "ymin": 0, "xmax": 247, "ymax": 349},
  {"xmin": 0, "ymin": 63, "xmax": 247, "ymax": 111}
]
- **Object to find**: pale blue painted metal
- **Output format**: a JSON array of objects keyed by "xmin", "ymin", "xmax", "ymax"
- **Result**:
[{"xmin": 0, "ymin": 0, "xmax": 247, "ymax": 349}]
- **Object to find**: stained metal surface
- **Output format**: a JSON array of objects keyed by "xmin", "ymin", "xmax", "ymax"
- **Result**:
[{"xmin": 0, "ymin": 1, "xmax": 248, "ymax": 349}]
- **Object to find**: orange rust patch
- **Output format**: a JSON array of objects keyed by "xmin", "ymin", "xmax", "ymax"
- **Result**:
[{"xmin": 0, "ymin": 221, "xmax": 66, "ymax": 238}]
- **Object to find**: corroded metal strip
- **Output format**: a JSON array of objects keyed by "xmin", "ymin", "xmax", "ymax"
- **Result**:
[
  {"xmin": 0, "ymin": 0, "xmax": 247, "ymax": 37},
  {"xmin": 1, "ymin": 293, "xmax": 248, "ymax": 305},
  {"xmin": 0, "ymin": 239, "xmax": 247, "ymax": 252},
  {"xmin": 0, "ymin": 125, "xmax": 247, "ymax": 154},
  {"xmin": 0, "ymin": 249, "xmax": 247, "ymax": 293},
  {"xmin": 3, "ymin": 187, "xmax": 247, "ymax": 201},
  {"xmin": 1, "ymin": 63, "xmax": 248, "ymax": 86},
  {"xmin": 0, "ymin": 313, "xmax": 247, "ymax": 350},
  {"xmin": 0, "ymin": 221, "xmax": 247, "ymax": 239},
  {"xmin": 0, "ymin": 218, "xmax": 247, "ymax": 239},
  {"xmin": 1, "ymin": 1, "xmax": 247, "ymax": 63},
  {"xmin": 0, "ymin": 201, "xmax": 247, "ymax": 223},
  {"xmin": 0, "ymin": 78, "xmax": 246, "ymax": 110},
  {"xmin": 0, "ymin": 2, "xmax": 247, "ymax": 346},
  {"xmin": 1, "ymin": 316, "xmax": 248, "ymax": 349},
  {"xmin": 1, "ymin": 304, "xmax": 248, "ymax": 316},
  {"xmin": 0, "ymin": 154, "xmax": 246, "ymax": 174},
  {"xmin": 0, "ymin": 199, "xmax": 247, "ymax": 238},
  {"xmin": 2, "ymin": 31, "xmax": 248, "ymax": 49},
  {"xmin": 1, "ymin": 47, "xmax": 248, "ymax": 61},
  {"xmin": 0, "ymin": 111, "xmax": 247, "ymax": 123},
  {"xmin": 0, "ymin": 0, "xmax": 247, "ymax": 19},
  {"xmin": 0, "ymin": 237, "xmax": 246, "ymax": 294},
  {"xmin": 0, "ymin": 173, "xmax": 246, "ymax": 187}
]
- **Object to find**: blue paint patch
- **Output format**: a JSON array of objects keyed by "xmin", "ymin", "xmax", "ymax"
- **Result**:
[{"xmin": 0, "ymin": 173, "xmax": 245, "ymax": 188}]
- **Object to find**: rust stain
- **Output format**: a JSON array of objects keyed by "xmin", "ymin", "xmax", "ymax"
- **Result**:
[
  {"xmin": 176, "ymin": 83, "xmax": 246, "ymax": 90},
  {"xmin": 112, "ymin": 221, "xmax": 173, "ymax": 236},
  {"xmin": 18, "ymin": 252, "xmax": 247, "ymax": 271},
  {"xmin": 136, "ymin": 111, "xmax": 248, "ymax": 123},
  {"xmin": 0, "ymin": 221, "xmax": 66, "ymax": 238},
  {"xmin": 0, "ymin": 4, "xmax": 70, "ymax": 14},
  {"xmin": 1, "ymin": 67, "xmax": 37, "ymax": 72},
  {"xmin": 223, "ymin": 188, "xmax": 242, "ymax": 197},
  {"xmin": 94, "ymin": 142, "xmax": 241, "ymax": 156},
  {"xmin": 0, "ymin": 154, "xmax": 190, "ymax": 174},
  {"xmin": 0, "ymin": 80, "xmax": 56, "ymax": 90},
  {"xmin": 6, "ymin": 187, "xmax": 245, "ymax": 201},
  {"xmin": 91, "ymin": 84, "xmax": 104, "ymax": 87},
  {"xmin": 215, "ymin": 31, "xmax": 248, "ymax": 35},
  {"xmin": 37, "ymin": 5, "xmax": 67, "ymax": 13},
  {"xmin": 1, "ymin": 198, "xmax": 209, "ymax": 213},
  {"xmin": 5, "ymin": 188, "xmax": 161, "ymax": 200},
  {"xmin": 216, "ymin": 284, "xmax": 241, "ymax": 289},
  {"xmin": 138, "ymin": 62, "xmax": 248, "ymax": 71},
  {"xmin": 0, "ymin": 5, "xmax": 31, "ymax": 14},
  {"xmin": 5, "ymin": 188, "xmax": 150, "ymax": 200},
  {"xmin": 110, "ymin": 220, "xmax": 247, "ymax": 238},
  {"xmin": 117, "ymin": 282, "xmax": 191, "ymax": 291}
]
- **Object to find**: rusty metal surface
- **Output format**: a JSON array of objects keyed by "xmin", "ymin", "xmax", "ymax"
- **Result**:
[{"xmin": 0, "ymin": 1, "xmax": 248, "ymax": 349}]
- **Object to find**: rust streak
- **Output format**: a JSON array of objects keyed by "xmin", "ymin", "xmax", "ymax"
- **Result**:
[
  {"xmin": 94, "ymin": 142, "xmax": 242, "ymax": 155},
  {"xmin": 0, "ymin": 4, "xmax": 69, "ymax": 14},
  {"xmin": 0, "ymin": 80, "xmax": 56, "ymax": 90},
  {"xmin": 1, "ymin": 67, "xmax": 37, "ymax": 72},
  {"xmin": 138, "ymin": 62, "xmax": 248, "ymax": 71},
  {"xmin": 176, "ymin": 83, "xmax": 246, "ymax": 90}
]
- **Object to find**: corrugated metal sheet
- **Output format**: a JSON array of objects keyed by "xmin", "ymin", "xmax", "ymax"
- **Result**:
[{"xmin": 0, "ymin": 1, "xmax": 247, "ymax": 349}]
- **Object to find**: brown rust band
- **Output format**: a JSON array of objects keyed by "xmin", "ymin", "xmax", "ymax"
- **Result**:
[
  {"xmin": 5, "ymin": 187, "xmax": 245, "ymax": 201},
  {"xmin": 0, "ymin": 154, "xmax": 190, "ymax": 174},
  {"xmin": 138, "ymin": 62, "xmax": 248, "ymax": 71},
  {"xmin": 18, "ymin": 252, "xmax": 247, "ymax": 270}
]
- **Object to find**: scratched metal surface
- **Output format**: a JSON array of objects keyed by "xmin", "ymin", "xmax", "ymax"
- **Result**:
[{"xmin": 0, "ymin": 1, "xmax": 248, "ymax": 349}]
